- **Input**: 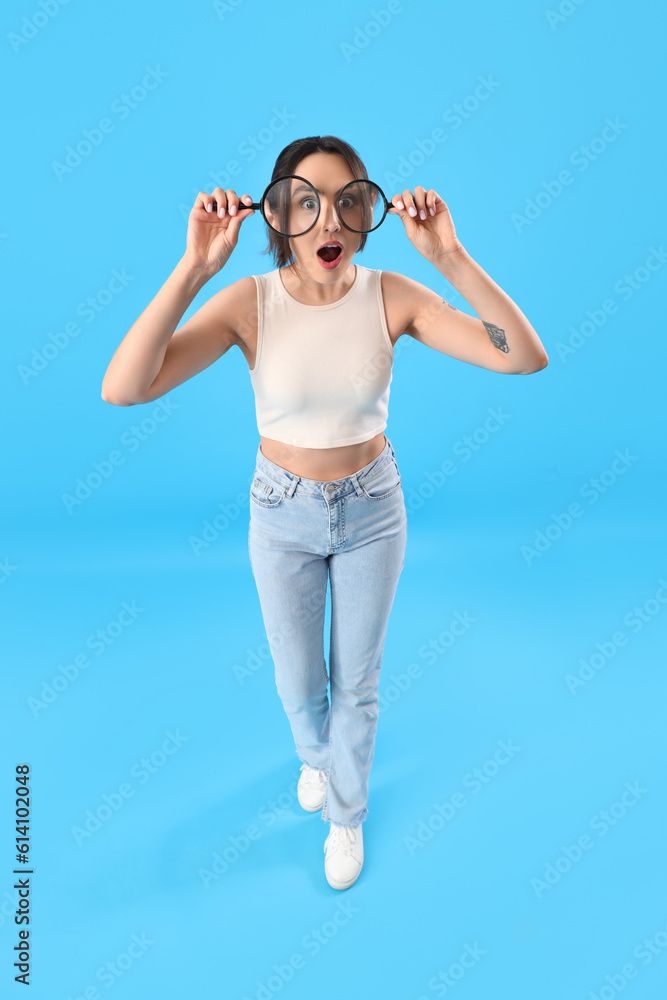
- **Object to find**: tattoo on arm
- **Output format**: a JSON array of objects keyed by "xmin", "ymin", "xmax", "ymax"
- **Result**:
[
  {"xmin": 483, "ymin": 321, "xmax": 510, "ymax": 353},
  {"xmin": 440, "ymin": 300, "xmax": 510, "ymax": 354}
]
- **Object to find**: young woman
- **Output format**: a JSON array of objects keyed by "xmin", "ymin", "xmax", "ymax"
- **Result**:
[{"xmin": 101, "ymin": 135, "xmax": 548, "ymax": 891}]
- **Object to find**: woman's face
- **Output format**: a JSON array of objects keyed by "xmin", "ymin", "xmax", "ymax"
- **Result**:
[{"xmin": 284, "ymin": 152, "xmax": 359, "ymax": 281}]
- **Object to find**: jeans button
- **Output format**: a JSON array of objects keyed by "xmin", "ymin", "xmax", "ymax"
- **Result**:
[{"xmin": 327, "ymin": 484, "xmax": 335, "ymax": 492}]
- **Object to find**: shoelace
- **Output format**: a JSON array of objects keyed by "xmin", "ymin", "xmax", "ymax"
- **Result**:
[
  {"xmin": 301, "ymin": 764, "xmax": 327, "ymax": 788},
  {"xmin": 324, "ymin": 823, "xmax": 358, "ymax": 856}
]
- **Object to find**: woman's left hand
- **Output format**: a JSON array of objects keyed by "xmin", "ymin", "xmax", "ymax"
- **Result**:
[{"xmin": 390, "ymin": 186, "xmax": 463, "ymax": 263}]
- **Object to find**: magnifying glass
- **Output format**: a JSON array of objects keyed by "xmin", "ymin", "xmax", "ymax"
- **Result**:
[{"xmin": 210, "ymin": 175, "xmax": 398, "ymax": 238}]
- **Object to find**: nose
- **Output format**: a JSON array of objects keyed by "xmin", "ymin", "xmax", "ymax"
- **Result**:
[{"xmin": 320, "ymin": 197, "xmax": 341, "ymax": 232}]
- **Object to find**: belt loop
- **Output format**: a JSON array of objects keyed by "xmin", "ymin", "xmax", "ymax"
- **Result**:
[
  {"xmin": 285, "ymin": 475, "xmax": 300, "ymax": 498},
  {"xmin": 350, "ymin": 472, "xmax": 364, "ymax": 497}
]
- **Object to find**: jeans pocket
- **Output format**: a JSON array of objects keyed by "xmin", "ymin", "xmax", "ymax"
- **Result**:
[
  {"xmin": 359, "ymin": 458, "xmax": 402, "ymax": 500},
  {"xmin": 250, "ymin": 473, "xmax": 288, "ymax": 508}
]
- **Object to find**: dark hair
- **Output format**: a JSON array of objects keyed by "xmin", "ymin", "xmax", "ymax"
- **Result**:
[{"xmin": 261, "ymin": 135, "xmax": 369, "ymax": 269}]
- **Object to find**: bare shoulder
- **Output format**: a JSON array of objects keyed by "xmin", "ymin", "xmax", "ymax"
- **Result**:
[
  {"xmin": 204, "ymin": 273, "xmax": 258, "ymax": 369},
  {"xmin": 379, "ymin": 270, "xmax": 431, "ymax": 343},
  {"xmin": 132, "ymin": 274, "xmax": 259, "ymax": 404},
  {"xmin": 382, "ymin": 271, "xmax": 462, "ymax": 337},
  {"xmin": 206, "ymin": 274, "xmax": 257, "ymax": 341}
]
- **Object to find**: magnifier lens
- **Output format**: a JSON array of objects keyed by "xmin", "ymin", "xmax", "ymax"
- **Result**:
[
  {"xmin": 338, "ymin": 180, "xmax": 385, "ymax": 234},
  {"xmin": 262, "ymin": 176, "xmax": 320, "ymax": 238}
]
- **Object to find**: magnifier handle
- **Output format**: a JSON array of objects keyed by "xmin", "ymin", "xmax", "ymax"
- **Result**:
[
  {"xmin": 209, "ymin": 201, "xmax": 399, "ymax": 213},
  {"xmin": 208, "ymin": 197, "xmax": 399, "ymax": 214},
  {"xmin": 210, "ymin": 199, "xmax": 261, "ymax": 211}
]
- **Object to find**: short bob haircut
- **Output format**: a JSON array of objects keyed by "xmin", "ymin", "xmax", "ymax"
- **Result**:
[{"xmin": 261, "ymin": 135, "xmax": 369, "ymax": 270}]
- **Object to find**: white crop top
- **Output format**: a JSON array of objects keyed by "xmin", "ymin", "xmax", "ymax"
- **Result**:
[{"xmin": 249, "ymin": 264, "xmax": 394, "ymax": 449}]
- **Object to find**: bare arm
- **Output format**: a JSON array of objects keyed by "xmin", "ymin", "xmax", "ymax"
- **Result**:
[
  {"xmin": 101, "ymin": 258, "xmax": 217, "ymax": 405},
  {"xmin": 388, "ymin": 186, "xmax": 549, "ymax": 374},
  {"xmin": 427, "ymin": 247, "xmax": 548, "ymax": 374},
  {"xmin": 101, "ymin": 186, "xmax": 255, "ymax": 406}
]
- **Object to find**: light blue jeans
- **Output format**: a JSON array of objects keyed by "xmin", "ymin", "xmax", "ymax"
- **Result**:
[{"xmin": 248, "ymin": 435, "xmax": 407, "ymax": 827}]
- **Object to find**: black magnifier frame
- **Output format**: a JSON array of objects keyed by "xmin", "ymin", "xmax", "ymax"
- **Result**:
[{"xmin": 210, "ymin": 175, "xmax": 398, "ymax": 238}]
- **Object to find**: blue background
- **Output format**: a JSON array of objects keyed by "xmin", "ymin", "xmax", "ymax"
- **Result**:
[{"xmin": 2, "ymin": 0, "xmax": 666, "ymax": 997}]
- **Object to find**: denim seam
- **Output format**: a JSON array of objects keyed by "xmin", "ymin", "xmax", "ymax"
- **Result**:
[
  {"xmin": 249, "ymin": 484, "xmax": 288, "ymax": 508},
  {"xmin": 360, "ymin": 484, "xmax": 402, "ymax": 501},
  {"xmin": 323, "ymin": 691, "xmax": 334, "ymax": 824},
  {"xmin": 254, "ymin": 437, "xmax": 396, "ymax": 498},
  {"xmin": 359, "ymin": 460, "xmax": 402, "ymax": 500},
  {"xmin": 331, "ymin": 497, "xmax": 347, "ymax": 550}
]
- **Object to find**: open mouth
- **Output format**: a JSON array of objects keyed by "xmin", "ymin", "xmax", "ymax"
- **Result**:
[{"xmin": 317, "ymin": 243, "xmax": 343, "ymax": 263}]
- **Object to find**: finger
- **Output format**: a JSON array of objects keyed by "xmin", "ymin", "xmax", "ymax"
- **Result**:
[
  {"xmin": 401, "ymin": 188, "xmax": 418, "ymax": 218},
  {"xmin": 225, "ymin": 188, "xmax": 241, "ymax": 217},
  {"xmin": 195, "ymin": 191, "xmax": 214, "ymax": 213},
  {"xmin": 213, "ymin": 192, "xmax": 255, "ymax": 218},
  {"xmin": 211, "ymin": 187, "xmax": 229, "ymax": 218},
  {"xmin": 425, "ymin": 188, "xmax": 438, "ymax": 216},
  {"xmin": 237, "ymin": 193, "xmax": 255, "ymax": 215},
  {"xmin": 229, "ymin": 196, "xmax": 256, "ymax": 229},
  {"xmin": 413, "ymin": 185, "xmax": 428, "ymax": 219},
  {"xmin": 224, "ymin": 196, "xmax": 256, "ymax": 238},
  {"xmin": 226, "ymin": 190, "xmax": 256, "ymax": 217},
  {"xmin": 391, "ymin": 194, "xmax": 406, "ymax": 213}
]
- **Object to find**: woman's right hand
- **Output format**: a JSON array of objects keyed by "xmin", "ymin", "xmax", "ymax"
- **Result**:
[{"xmin": 183, "ymin": 188, "xmax": 256, "ymax": 274}]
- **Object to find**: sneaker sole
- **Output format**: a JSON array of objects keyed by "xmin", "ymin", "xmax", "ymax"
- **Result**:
[
  {"xmin": 298, "ymin": 795, "xmax": 325, "ymax": 812},
  {"xmin": 325, "ymin": 864, "xmax": 362, "ymax": 890}
]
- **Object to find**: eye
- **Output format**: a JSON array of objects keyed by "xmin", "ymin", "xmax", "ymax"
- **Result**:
[
  {"xmin": 300, "ymin": 197, "xmax": 317, "ymax": 210},
  {"xmin": 339, "ymin": 196, "xmax": 357, "ymax": 208}
]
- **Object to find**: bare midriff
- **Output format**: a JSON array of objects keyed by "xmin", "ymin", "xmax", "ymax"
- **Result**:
[
  {"xmin": 259, "ymin": 431, "xmax": 387, "ymax": 482},
  {"xmin": 240, "ymin": 267, "xmax": 406, "ymax": 483}
]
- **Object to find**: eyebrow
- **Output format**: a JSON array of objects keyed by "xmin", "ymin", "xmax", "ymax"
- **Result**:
[{"xmin": 293, "ymin": 183, "xmax": 348, "ymax": 196}]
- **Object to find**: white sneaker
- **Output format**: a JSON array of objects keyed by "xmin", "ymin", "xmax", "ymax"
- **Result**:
[
  {"xmin": 297, "ymin": 763, "xmax": 327, "ymax": 812},
  {"xmin": 324, "ymin": 822, "xmax": 364, "ymax": 890}
]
